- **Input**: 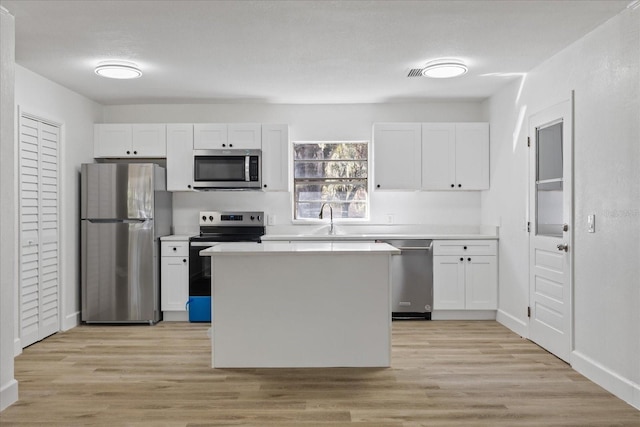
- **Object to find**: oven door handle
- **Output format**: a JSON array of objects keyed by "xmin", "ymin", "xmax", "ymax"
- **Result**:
[{"xmin": 190, "ymin": 242, "xmax": 219, "ymax": 247}]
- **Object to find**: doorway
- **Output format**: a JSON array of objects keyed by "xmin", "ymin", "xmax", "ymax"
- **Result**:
[{"xmin": 528, "ymin": 96, "xmax": 573, "ymax": 363}]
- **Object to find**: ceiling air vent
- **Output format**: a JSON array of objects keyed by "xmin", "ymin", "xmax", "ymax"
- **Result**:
[{"xmin": 407, "ymin": 68, "xmax": 424, "ymax": 77}]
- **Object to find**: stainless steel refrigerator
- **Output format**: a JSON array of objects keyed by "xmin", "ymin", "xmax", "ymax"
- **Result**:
[{"xmin": 81, "ymin": 163, "xmax": 172, "ymax": 324}]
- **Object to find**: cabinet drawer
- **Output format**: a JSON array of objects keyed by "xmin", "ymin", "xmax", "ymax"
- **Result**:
[
  {"xmin": 161, "ymin": 241, "xmax": 189, "ymax": 257},
  {"xmin": 433, "ymin": 240, "xmax": 497, "ymax": 256}
]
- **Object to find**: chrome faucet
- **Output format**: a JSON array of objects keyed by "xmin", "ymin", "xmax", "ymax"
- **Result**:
[{"xmin": 318, "ymin": 203, "xmax": 334, "ymax": 234}]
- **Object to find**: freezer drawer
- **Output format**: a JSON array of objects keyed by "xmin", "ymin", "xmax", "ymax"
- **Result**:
[{"xmin": 81, "ymin": 219, "xmax": 159, "ymax": 323}]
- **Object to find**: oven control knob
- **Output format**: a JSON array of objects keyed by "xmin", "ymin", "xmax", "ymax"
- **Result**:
[
  {"xmin": 250, "ymin": 216, "xmax": 255, "ymax": 220},
  {"xmin": 201, "ymin": 215, "xmax": 206, "ymax": 221},
  {"xmin": 257, "ymin": 215, "xmax": 261, "ymax": 221},
  {"xmin": 209, "ymin": 215, "xmax": 214, "ymax": 221}
]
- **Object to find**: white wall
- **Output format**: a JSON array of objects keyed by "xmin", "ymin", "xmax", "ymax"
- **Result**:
[
  {"xmin": 483, "ymin": 8, "xmax": 640, "ymax": 409},
  {"xmin": 15, "ymin": 66, "xmax": 102, "ymax": 334},
  {"xmin": 104, "ymin": 102, "xmax": 486, "ymax": 232},
  {"xmin": 0, "ymin": 6, "xmax": 18, "ymax": 412}
]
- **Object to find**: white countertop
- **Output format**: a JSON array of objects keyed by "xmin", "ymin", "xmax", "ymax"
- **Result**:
[
  {"xmin": 200, "ymin": 241, "xmax": 401, "ymax": 255},
  {"xmin": 261, "ymin": 233, "xmax": 497, "ymax": 241},
  {"xmin": 160, "ymin": 234, "xmax": 193, "ymax": 241},
  {"xmin": 260, "ymin": 224, "xmax": 498, "ymax": 241}
]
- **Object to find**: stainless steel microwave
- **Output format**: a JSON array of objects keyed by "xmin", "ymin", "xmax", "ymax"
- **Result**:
[{"xmin": 193, "ymin": 149, "xmax": 262, "ymax": 189}]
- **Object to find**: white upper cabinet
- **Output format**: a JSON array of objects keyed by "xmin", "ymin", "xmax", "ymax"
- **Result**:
[
  {"xmin": 421, "ymin": 123, "xmax": 456, "ymax": 190},
  {"xmin": 194, "ymin": 123, "xmax": 262, "ymax": 150},
  {"xmin": 94, "ymin": 123, "xmax": 166, "ymax": 158},
  {"xmin": 454, "ymin": 123, "xmax": 489, "ymax": 190},
  {"xmin": 166, "ymin": 124, "xmax": 194, "ymax": 192},
  {"xmin": 194, "ymin": 124, "xmax": 227, "ymax": 149},
  {"xmin": 373, "ymin": 123, "xmax": 422, "ymax": 190},
  {"xmin": 228, "ymin": 124, "xmax": 262, "ymax": 149},
  {"xmin": 422, "ymin": 122, "xmax": 489, "ymax": 190},
  {"xmin": 261, "ymin": 124, "xmax": 289, "ymax": 191}
]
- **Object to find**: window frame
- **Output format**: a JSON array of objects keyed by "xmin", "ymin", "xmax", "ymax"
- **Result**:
[{"xmin": 291, "ymin": 140, "xmax": 371, "ymax": 223}]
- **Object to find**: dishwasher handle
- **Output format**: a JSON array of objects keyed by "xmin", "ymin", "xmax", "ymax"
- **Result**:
[{"xmin": 396, "ymin": 246, "xmax": 431, "ymax": 251}]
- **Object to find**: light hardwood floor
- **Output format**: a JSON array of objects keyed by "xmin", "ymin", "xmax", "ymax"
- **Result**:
[{"xmin": 1, "ymin": 321, "xmax": 638, "ymax": 426}]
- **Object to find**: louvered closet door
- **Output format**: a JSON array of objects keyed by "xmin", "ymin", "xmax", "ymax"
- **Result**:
[{"xmin": 19, "ymin": 115, "xmax": 60, "ymax": 348}]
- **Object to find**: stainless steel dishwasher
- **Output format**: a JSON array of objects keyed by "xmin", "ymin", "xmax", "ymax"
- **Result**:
[{"xmin": 380, "ymin": 239, "xmax": 433, "ymax": 320}]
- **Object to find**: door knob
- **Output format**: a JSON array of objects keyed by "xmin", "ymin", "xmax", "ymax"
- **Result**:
[
  {"xmin": 557, "ymin": 243, "xmax": 568, "ymax": 252},
  {"xmin": 563, "ymin": 224, "xmax": 569, "ymax": 232}
]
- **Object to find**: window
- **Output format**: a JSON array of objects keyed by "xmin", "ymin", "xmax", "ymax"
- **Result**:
[{"xmin": 293, "ymin": 141, "xmax": 369, "ymax": 220}]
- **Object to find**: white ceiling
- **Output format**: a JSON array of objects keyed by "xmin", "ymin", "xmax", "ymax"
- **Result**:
[{"xmin": 1, "ymin": 0, "xmax": 630, "ymax": 105}]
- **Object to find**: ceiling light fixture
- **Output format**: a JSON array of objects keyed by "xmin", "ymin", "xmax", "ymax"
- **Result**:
[
  {"xmin": 422, "ymin": 59, "xmax": 468, "ymax": 79},
  {"xmin": 94, "ymin": 61, "xmax": 142, "ymax": 79}
]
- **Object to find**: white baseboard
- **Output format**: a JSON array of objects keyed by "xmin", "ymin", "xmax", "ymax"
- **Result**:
[
  {"xmin": 431, "ymin": 310, "xmax": 496, "ymax": 320},
  {"xmin": 13, "ymin": 338, "xmax": 21, "ymax": 357},
  {"xmin": 572, "ymin": 350, "xmax": 640, "ymax": 410},
  {"xmin": 162, "ymin": 311, "xmax": 189, "ymax": 322},
  {"xmin": 496, "ymin": 309, "xmax": 528, "ymax": 338},
  {"xmin": 62, "ymin": 311, "xmax": 79, "ymax": 331},
  {"xmin": 0, "ymin": 379, "xmax": 18, "ymax": 412}
]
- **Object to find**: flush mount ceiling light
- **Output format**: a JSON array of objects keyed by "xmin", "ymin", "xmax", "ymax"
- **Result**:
[
  {"xmin": 422, "ymin": 59, "xmax": 468, "ymax": 79},
  {"xmin": 94, "ymin": 61, "xmax": 142, "ymax": 79}
]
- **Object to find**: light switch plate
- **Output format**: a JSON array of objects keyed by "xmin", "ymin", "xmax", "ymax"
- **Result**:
[{"xmin": 587, "ymin": 214, "xmax": 595, "ymax": 233}]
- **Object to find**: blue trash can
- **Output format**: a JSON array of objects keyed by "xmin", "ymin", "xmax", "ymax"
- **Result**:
[{"xmin": 186, "ymin": 296, "xmax": 211, "ymax": 322}]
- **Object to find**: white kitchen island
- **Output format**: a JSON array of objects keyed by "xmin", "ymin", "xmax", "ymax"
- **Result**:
[{"xmin": 200, "ymin": 241, "xmax": 400, "ymax": 368}]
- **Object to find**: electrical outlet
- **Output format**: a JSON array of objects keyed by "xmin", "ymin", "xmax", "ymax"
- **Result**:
[{"xmin": 267, "ymin": 214, "xmax": 276, "ymax": 225}]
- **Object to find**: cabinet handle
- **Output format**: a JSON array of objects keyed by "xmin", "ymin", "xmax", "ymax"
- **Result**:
[
  {"xmin": 229, "ymin": 143, "xmax": 233, "ymax": 148},
  {"xmin": 468, "ymin": 257, "xmax": 471, "ymax": 261},
  {"xmin": 183, "ymin": 259, "xmax": 187, "ymax": 263},
  {"xmin": 222, "ymin": 143, "xmax": 226, "ymax": 147},
  {"xmin": 187, "ymin": 184, "xmax": 191, "ymax": 189},
  {"xmin": 134, "ymin": 151, "xmax": 138, "ymax": 155},
  {"xmin": 459, "ymin": 257, "xmax": 463, "ymax": 262},
  {"xmin": 173, "ymin": 247, "xmax": 177, "ymax": 251},
  {"xmin": 377, "ymin": 184, "xmax": 381, "ymax": 188},
  {"xmin": 126, "ymin": 150, "xmax": 131, "ymax": 155},
  {"xmin": 451, "ymin": 184, "xmax": 454, "ymax": 188},
  {"xmin": 463, "ymin": 246, "xmax": 467, "ymax": 250},
  {"xmin": 263, "ymin": 184, "xmax": 267, "ymax": 188},
  {"xmin": 458, "ymin": 184, "xmax": 462, "ymax": 188}
]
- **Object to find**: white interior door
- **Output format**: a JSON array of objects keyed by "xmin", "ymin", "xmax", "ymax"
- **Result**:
[
  {"xmin": 19, "ymin": 113, "xmax": 60, "ymax": 347},
  {"xmin": 528, "ymin": 98, "xmax": 573, "ymax": 363}
]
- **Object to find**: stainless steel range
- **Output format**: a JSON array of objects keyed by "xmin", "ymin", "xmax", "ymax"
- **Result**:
[{"xmin": 187, "ymin": 211, "xmax": 265, "ymax": 322}]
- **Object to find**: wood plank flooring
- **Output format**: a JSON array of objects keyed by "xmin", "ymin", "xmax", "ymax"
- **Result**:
[{"xmin": 1, "ymin": 320, "xmax": 638, "ymax": 426}]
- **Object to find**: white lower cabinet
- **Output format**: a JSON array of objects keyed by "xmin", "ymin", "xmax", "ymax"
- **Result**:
[
  {"xmin": 433, "ymin": 240, "xmax": 497, "ymax": 316},
  {"xmin": 160, "ymin": 240, "xmax": 189, "ymax": 320}
]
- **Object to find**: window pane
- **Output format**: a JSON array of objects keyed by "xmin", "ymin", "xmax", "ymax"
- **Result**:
[
  {"xmin": 537, "ymin": 122, "xmax": 563, "ymax": 181},
  {"xmin": 294, "ymin": 182, "xmax": 368, "ymax": 219},
  {"xmin": 294, "ymin": 142, "xmax": 368, "ymax": 160},
  {"xmin": 293, "ymin": 141, "xmax": 369, "ymax": 220},
  {"xmin": 294, "ymin": 161, "xmax": 368, "ymax": 179}
]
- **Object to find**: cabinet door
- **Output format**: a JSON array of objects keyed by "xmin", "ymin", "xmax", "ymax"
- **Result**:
[
  {"xmin": 455, "ymin": 123, "xmax": 489, "ymax": 190},
  {"xmin": 194, "ymin": 124, "xmax": 227, "ymax": 149},
  {"xmin": 465, "ymin": 256, "xmax": 497, "ymax": 310},
  {"xmin": 262, "ymin": 124, "xmax": 289, "ymax": 191},
  {"xmin": 422, "ymin": 123, "xmax": 456, "ymax": 190},
  {"xmin": 228, "ymin": 123, "xmax": 262, "ymax": 149},
  {"xmin": 161, "ymin": 256, "xmax": 189, "ymax": 311},
  {"xmin": 433, "ymin": 256, "xmax": 465, "ymax": 309},
  {"xmin": 373, "ymin": 123, "xmax": 422, "ymax": 190},
  {"xmin": 132, "ymin": 124, "xmax": 166, "ymax": 157},
  {"xmin": 94, "ymin": 124, "xmax": 132, "ymax": 157},
  {"xmin": 166, "ymin": 124, "xmax": 194, "ymax": 191}
]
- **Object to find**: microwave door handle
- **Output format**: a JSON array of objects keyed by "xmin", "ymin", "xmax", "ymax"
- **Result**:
[{"xmin": 245, "ymin": 156, "xmax": 250, "ymax": 182}]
